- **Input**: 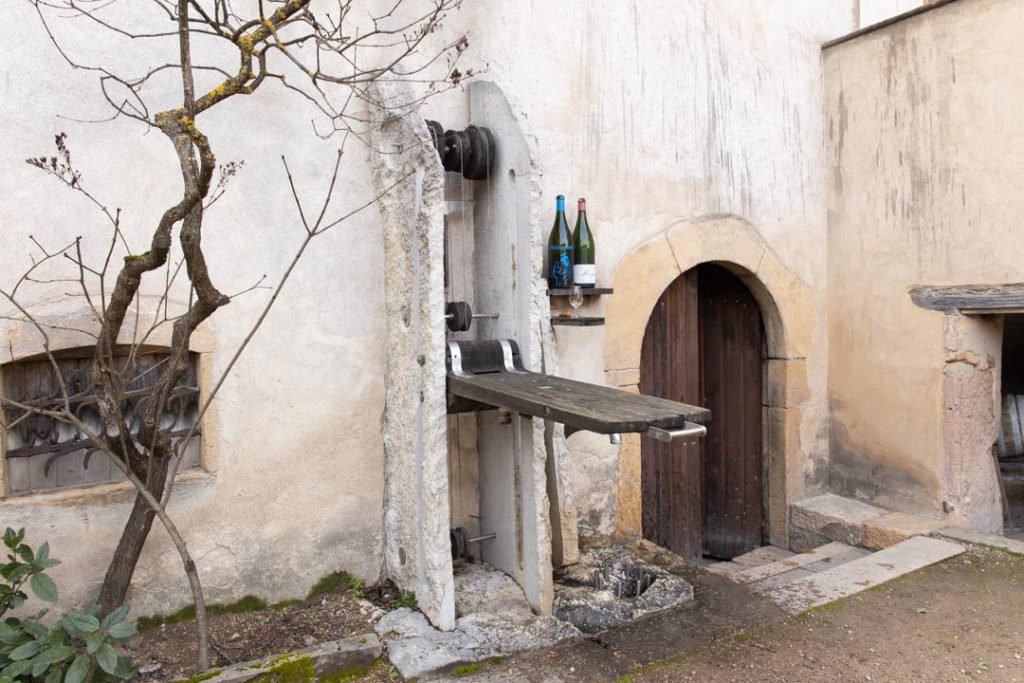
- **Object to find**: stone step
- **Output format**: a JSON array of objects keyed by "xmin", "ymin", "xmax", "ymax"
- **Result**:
[
  {"xmin": 788, "ymin": 493, "xmax": 886, "ymax": 550},
  {"xmin": 935, "ymin": 526, "xmax": 1024, "ymax": 556},
  {"xmin": 749, "ymin": 567, "xmax": 815, "ymax": 591},
  {"xmin": 730, "ymin": 545, "xmax": 794, "ymax": 567},
  {"xmin": 705, "ymin": 545, "xmax": 794, "ymax": 576},
  {"xmin": 731, "ymin": 541, "xmax": 854, "ymax": 584},
  {"xmin": 762, "ymin": 536, "xmax": 965, "ymax": 614},
  {"xmin": 789, "ymin": 493, "xmax": 946, "ymax": 551},
  {"xmin": 801, "ymin": 546, "xmax": 872, "ymax": 572}
]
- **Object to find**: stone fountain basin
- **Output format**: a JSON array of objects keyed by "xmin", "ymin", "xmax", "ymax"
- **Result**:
[{"xmin": 553, "ymin": 547, "xmax": 694, "ymax": 634}]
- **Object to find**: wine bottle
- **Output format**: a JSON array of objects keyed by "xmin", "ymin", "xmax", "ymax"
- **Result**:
[
  {"xmin": 547, "ymin": 195, "xmax": 574, "ymax": 289},
  {"xmin": 573, "ymin": 198, "xmax": 595, "ymax": 288}
]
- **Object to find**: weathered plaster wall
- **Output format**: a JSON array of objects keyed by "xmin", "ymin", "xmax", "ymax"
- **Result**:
[
  {"xmin": 456, "ymin": 0, "xmax": 855, "ymax": 535},
  {"xmin": 825, "ymin": 0, "xmax": 1022, "ymax": 526},
  {"xmin": 0, "ymin": 0, "xmax": 858, "ymax": 617},
  {"xmin": 859, "ymin": 0, "xmax": 931, "ymax": 27},
  {"xmin": 0, "ymin": 1, "xmax": 393, "ymax": 617}
]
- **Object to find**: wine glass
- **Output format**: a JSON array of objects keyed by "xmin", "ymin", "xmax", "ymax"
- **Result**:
[{"xmin": 569, "ymin": 285, "xmax": 584, "ymax": 316}]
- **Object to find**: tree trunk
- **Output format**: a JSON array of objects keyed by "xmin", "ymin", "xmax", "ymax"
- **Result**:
[{"xmin": 98, "ymin": 454, "xmax": 170, "ymax": 614}]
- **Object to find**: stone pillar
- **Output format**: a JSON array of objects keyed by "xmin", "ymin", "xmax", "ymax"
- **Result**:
[
  {"xmin": 369, "ymin": 83, "xmax": 455, "ymax": 630},
  {"xmin": 941, "ymin": 313, "xmax": 1003, "ymax": 532},
  {"xmin": 468, "ymin": 81, "xmax": 577, "ymax": 615}
]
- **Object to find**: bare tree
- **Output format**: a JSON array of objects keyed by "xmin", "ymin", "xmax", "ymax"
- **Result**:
[{"xmin": 1, "ymin": 0, "xmax": 466, "ymax": 670}]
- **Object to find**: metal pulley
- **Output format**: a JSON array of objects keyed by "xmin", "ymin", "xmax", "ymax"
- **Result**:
[
  {"xmin": 445, "ymin": 301, "xmax": 499, "ymax": 332},
  {"xmin": 425, "ymin": 120, "xmax": 496, "ymax": 180},
  {"xmin": 450, "ymin": 526, "xmax": 497, "ymax": 560}
]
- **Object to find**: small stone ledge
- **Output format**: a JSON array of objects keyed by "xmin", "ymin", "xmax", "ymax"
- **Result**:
[
  {"xmin": 862, "ymin": 512, "xmax": 947, "ymax": 550},
  {"xmin": 934, "ymin": 527, "xmax": 1024, "ymax": 557},
  {"xmin": 184, "ymin": 633, "xmax": 382, "ymax": 683},
  {"xmin": 789, "ymin": 494, "xmax": 886, "ymax": 550},
  {"xmin": 789, "ymin": 495, "xmax": 951, "ymax": 552}
]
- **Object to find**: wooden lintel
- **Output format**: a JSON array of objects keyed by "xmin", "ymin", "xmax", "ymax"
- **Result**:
[{"xmin": 909, "ymin": 283, "xmax": 1024, "ymax": 314}]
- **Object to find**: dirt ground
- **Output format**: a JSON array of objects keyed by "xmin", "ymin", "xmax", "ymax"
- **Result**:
[
  {"xmin": 131, "ymin": 578, "xmax": 414, "ymax": 681},
  {"xmin": 443, "ymin": 545, "xmax": 1024, "ymax": 683},
  {"xmin": 625, "ymin": 547, "xmax": 1024, "ymax": 683},
  {"xmin": 129, "ymin": 545, "xmax": 1024, "ymax": 683},
  {"xmin": 132, "ymin": 591, "xmax": 376, "ymax": 680}
]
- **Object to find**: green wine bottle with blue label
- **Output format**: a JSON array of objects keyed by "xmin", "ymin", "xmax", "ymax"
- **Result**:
[{"xmin": 547, "ymin": 195, "xmax": 574, "ymax": 289}]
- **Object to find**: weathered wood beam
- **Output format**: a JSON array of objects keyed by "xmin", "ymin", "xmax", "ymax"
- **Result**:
[{"xmin": 909, "ymin": 283, "xmax": 1024, "ymax": 314}]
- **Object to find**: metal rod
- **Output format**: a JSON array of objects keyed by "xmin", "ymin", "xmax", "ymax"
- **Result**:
[
  {"xmin": 444, "ymin": 312, "xmax": 499, "ymax": 320},
  {"xmin": 646, "ymin": 422, "xmax": 707, "ymax": 443},
  {"xmin": 467, "ymin": 532, "xmax": 497, "ymax": 544}
]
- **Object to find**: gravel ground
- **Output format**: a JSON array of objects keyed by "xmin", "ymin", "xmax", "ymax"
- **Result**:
[
  {"xmin": 630, "ymin": 547, "xmax": 1024, "ymax": 683},
  {"xmin": 436, "ymin": 545, "xmax": 1024, "ymax": 683}
]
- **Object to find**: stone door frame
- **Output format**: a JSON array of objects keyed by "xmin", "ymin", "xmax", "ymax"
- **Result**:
[{"xmin": 604, "ymin": 215, "xmax": 817, "ymax": 547}]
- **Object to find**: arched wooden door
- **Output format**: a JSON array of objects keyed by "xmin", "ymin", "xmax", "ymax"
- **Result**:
[{"xmin": 640, "ymin": 263, "xmax": 765, "ymax": 561}]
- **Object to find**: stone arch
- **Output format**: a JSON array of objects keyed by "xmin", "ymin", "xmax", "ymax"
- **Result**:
[{"xmin": 604, "ymin": 215, "xmax": 816, "ymax": 547}]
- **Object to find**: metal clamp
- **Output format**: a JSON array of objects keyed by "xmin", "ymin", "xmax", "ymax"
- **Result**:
[
  {"xmin": 447, "ymin": 341, "xmax": 466, "ymax": 377},
  {"xmin": 498, "ymin": 339, "xmax": 521, "ymax": 373},
  {"xmin": 646, "ymin": 422, "xmax": 707, "ymax": 443}
]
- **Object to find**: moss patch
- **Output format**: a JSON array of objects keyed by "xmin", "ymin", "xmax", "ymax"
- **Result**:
[
  {"xmin": 307, "ymin": 572, "xmax": 358, "ymax": 601},
  {"xmin": 171, "ymin": 669, "xmax": 221, "ymax": 683},
  {"xmin": 317, "ymin": 658, "xmax": 377, "ymax": 683},
  {"xmin": 249, "ymin": 654, "xmax": 316, "ymax": 683},
  {"xmin": 138, "ymin": 595, "xmax": 269, "ymax": 631},
  {"xmin": 453, "ymin": 663, "xmax": 481, "ymax": 676}
]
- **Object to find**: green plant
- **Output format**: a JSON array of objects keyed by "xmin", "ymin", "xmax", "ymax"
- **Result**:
[
  {"xmin": 306, "ymin": 571, "xmax": 366, "ymax": 602},
  {"xmin": 0, "ymin": 529, "xmax": 137, "ymax": 683},
  {"xmin": 396, "ymin": 591, "xmax": 417, "ymax": 609},
  {"xmin": 0, "ymin": 528, "xmax": 60, "ymax": 614},
  {"xmin": 346, "ymin": 576, "xmax": 365, "ymax": 600}
]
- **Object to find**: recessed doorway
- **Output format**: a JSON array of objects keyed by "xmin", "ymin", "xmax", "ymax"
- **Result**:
[
  {"xmin": 640, "ymin": 263, "xmax": 766, "ymax": 561},
  {"xmin": 999, "ymin": 314, "xmax": 1024, "ymax": 536}
]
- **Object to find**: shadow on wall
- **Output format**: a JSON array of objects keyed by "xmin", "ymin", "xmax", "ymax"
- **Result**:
[{"xmin": 828, "ymin": 410, "xmax": 940, "ymax": 515}]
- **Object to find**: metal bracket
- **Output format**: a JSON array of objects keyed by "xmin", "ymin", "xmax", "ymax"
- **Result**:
[
  {"xmin": 498, "ymin": 339, "xmax": 520, "ymax": 373},
  {"xmin": 447, "ymin": 341, "xmax": 466, "ymax": 377},
  {"xmin": 646, "ymin": 422, "xmax": 707, "ymax": 443}
]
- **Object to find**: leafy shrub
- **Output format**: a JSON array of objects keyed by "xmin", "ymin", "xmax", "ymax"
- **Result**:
[{"xmin": 0, "ymin": 528, "xmax": 136, "ymax": 683}]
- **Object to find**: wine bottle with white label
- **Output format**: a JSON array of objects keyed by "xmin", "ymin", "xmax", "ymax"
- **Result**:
[{"xmin": 573, "ymin": 197, "xmax": 595, "ymax": 287}]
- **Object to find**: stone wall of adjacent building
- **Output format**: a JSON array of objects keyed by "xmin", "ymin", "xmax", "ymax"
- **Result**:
[{"xmin": 825, "ymin": 0, "xmax": 1022, "ymax": 528}]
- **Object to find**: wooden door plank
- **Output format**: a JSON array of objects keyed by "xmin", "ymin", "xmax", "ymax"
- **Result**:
[
  {"xmin": 641, "ymin": 269, "xmax": 702, "ymax": 563},
  {"xmin": 699, "ymin": 264, "xmax": 764, "ymax": 559}
]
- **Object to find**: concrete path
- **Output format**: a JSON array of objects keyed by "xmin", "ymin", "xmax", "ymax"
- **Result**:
[{"xmin": 762, "ymin": 536, "xmax": 965, "ymax": 613}]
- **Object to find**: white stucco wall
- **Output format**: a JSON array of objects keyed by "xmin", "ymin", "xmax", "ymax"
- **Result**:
[
  {"xmin": 0, "ymin": 1, "xmax": 393, "ymax": 616},
  {"xmin": 1, "ymin": 0, "xmax": 856, "ymax": 617},
  {"xmin": 859, "ymin": 0, "xmax": 931, "ymax": 27},
  {"xmin": 457, "ymin": 0, "xmax": 855, "ymax": 532}
]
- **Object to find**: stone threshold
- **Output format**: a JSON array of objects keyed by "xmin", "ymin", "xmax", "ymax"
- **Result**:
[
  {"xmin": 790, "ymin": 492, "xmax": 1024, "ymax": 556},
  {"xmin": 789, "ymin": 493, "xmax": 947, "ymax": 552}
]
